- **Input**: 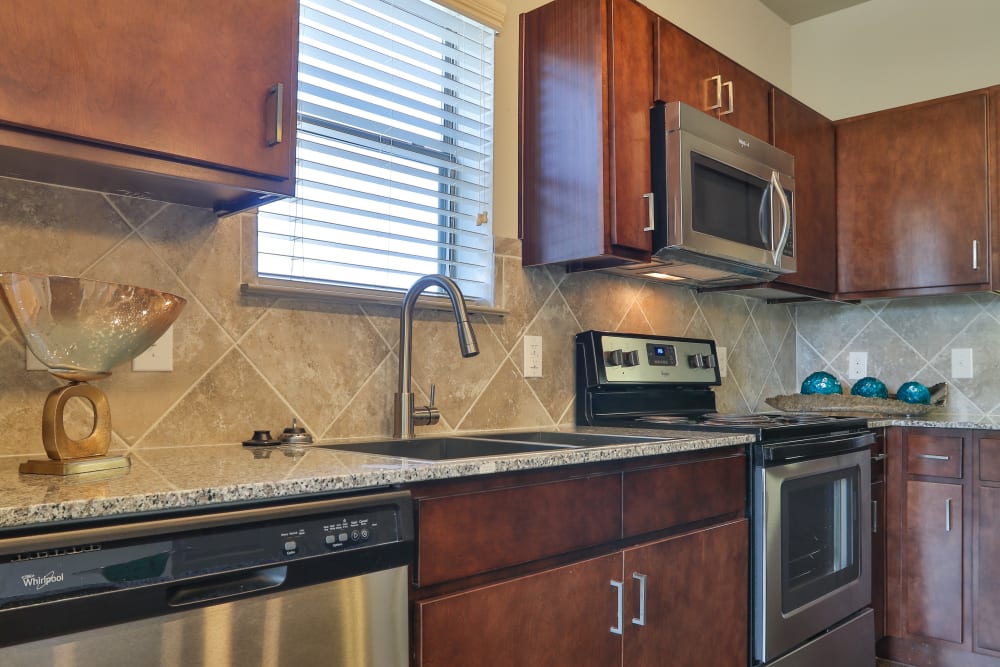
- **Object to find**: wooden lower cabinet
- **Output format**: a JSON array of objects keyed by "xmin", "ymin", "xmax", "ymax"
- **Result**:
[
  {"xmin": 415, "ymin": 552, "xmax": 622, "ymax": 667},
  {"xmin": 902, "ymin": 479, "xmax": 964, "ymax": 643},
  {"xmin": 622, "ymin": 520, "xmax": 748, "ymax": 666},
  {"xmin": 415, "ymin": 519, "xmax": 748, "ymax": 667}
]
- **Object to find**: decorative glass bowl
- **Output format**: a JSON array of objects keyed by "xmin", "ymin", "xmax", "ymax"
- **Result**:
[
  {"xmin": 801, "ymin": 371, "xmax": 843, "ymax": 395},
  {"xmin": 0, "ymin": 272, "xmax": 186, "ymax": 381},
  {"xmin": 851, "ymin": 377, "xmax": 888, "ymax": 399}
]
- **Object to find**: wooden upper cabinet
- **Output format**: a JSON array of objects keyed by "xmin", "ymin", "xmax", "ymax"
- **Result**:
[
  {"xmin": 519, "ymin": 0, "xmax": 656, "ymax": 267},
  {"xmin": 656, "ymin": 20, "xmax": 770, "ymax": 140},
  {"xmin": 0, "ymin": 0, "xmax": 297, "ymax": 214},
  {"xmin": 835, "ymin": 91, "xmax": 990, "ymax": 297},
  {"xmin": 770, "ymin": 89, "xmax": 837, "ymax": 294}
]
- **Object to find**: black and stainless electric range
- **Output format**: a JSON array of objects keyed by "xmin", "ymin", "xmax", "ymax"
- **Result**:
[{"xmin": 576, "ymin": 330, "xmax": 876, "ymax": 667}]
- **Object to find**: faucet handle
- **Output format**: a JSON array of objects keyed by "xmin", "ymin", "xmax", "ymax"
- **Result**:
[{"xmin": 414, "ymin": 384, "xmax": 441, "ymax": 428}]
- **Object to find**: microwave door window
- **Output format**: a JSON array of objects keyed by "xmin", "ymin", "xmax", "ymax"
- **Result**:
[{"xmin": 690, "ymin": 152, "xmax": 771, "ymax": 250}]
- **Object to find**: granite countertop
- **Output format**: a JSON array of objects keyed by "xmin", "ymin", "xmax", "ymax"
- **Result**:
[
  {"xmin": 0, "ymin": 428, "xmax": 753, "ymax": 532},
  {"xmin": 865, "ymin": 414, "xmax": 1000, "ymax": 429}
]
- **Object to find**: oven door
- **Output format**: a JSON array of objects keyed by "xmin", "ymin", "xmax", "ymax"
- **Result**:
[{"xmin": 754, "ymin": 444, "xmax": 871, "ymax": 663}]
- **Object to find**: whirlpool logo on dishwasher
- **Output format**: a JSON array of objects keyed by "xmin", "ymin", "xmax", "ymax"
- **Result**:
[{"xmin": 21, "ymin": 571, "xmax": 65, "ymax": 591}]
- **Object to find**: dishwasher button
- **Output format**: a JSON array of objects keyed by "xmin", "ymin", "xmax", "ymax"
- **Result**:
[
  {"xmin": 360, "ymin": 529, "xmax": 370, "ymax": 540},
  {"xmin": 324, "ymin": 535, "xmax": 338, "ymax": 547},
  {"xmin": 351, "ymin": 530, "xmax": 360, "ymax": 541},
  {"xmin": 339, "ymin": 532, "xmax": 349, "ymax": 542},
  {"xmin": 284, "ymin": 540, "xmax": 298, "ymax": 554}
]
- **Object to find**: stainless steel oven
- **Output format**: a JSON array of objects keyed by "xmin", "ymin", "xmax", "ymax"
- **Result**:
[
  {"xmin": 574, "ymin": 330, "xmax": 878, "ymax": 667},
  {"xmin": 754, "ymin": 433, "xmax": 875, "ymax": 666}
]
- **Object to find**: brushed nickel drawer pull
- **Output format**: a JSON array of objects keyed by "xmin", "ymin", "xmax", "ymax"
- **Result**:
[
  {"xmin": 631, "ymin": 572, "xmax": 647, "ymax": 626},
  {"xmin": 610, "ymin": 580, "xmax": 624, "ymax": 635},
  {"xmin": 642, "ymin": 193, "xmax": 654, "ymax": 232},
  {"xmin": 872, "ymin": 453, "xmax": 886, "ymax": 462},
  {"xmin": 915, "ymin": 453, "xmax": 949, "ymax": 461},
  {"xmin": 872, "ymin": 499, "xmax": 878, "ymax": 534},
  {"xmin": 706, "ymin": 74, "xmax": 723, "ymax": 111},
  {"xmin": 266, "ymin": 83, "xmax": 284, "ymax": 146}
]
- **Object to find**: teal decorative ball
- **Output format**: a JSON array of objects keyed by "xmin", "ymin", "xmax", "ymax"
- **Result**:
[
  {"xmin": 851, "ymin": 377, "xmax": 888, "ymax": 399},
  {"xmin": 801, "ymin": 371, "xmax": 843, "ymax": 395},
  {"xmin": 897, "ymin": 381, "xmax": 931, "ymax": 404}
]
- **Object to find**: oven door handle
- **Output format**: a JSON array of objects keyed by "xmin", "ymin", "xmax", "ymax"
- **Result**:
[{"xmin": 763, "ymin": 431, "xmax": 876, "ymax": 465}]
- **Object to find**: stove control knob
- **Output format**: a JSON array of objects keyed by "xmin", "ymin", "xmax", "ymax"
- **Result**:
[
  {"xmin": 623, "ymin": 350, "xmax": 640, "ymax": 367},
  {"xmin": 688, "ymin": 354, "xmax": 705, "ymax": 368},
  {"xmin": 704, "ymin": 354, "xmax": 717, "ymax": 368},
  {"xmin": 606, "ymin": 349, "xmax": 624, "ymax": 366}
]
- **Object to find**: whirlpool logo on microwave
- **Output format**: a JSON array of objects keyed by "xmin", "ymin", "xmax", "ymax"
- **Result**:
[{"xmin": 21, "ymin": 571, "xmax": 65, "ymax": 591}]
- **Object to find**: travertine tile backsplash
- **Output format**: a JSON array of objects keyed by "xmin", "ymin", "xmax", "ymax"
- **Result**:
[
  {"xmin": 0, "ymin": 177, "xmax": 796, "ymax": 458},
  {"xmin": 796, "ymin": 295, "xmax": 1000, "ymax": 418}
]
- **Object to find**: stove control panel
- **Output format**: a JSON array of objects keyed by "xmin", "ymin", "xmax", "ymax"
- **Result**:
[{"xmin": 597, "ymin": 333, "xmax": 719, "ymax": 384}]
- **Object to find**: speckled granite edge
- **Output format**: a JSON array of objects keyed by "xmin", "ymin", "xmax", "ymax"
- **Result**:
[
  {"xmin": 0, "ymin": 431, "xmax": 753, "ymax": 531},
  {"xmin": 866, "ymin": 416, "xmax": 1000, "ymax": 429}
]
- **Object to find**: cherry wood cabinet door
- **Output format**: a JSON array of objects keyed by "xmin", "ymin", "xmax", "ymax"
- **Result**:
[
  {"xmin": 0, "ymin": 0, "xmax": 296, "ymax": 179},
  {"xmin": 903, "ymin": 480, "xmax": 964, "ymax": 643},
  {"xmin": 719, "ymin": 61, "xmax": 771, "ymax": 140},
  {"xmin": 519, "ymin": 0, "xmax": 655, "ymax": 267},
  {"xmin": 836, "ymin": 92, "xmax": 990, "ymax": 296},
  {"xmin": 415, "ymin": 553, "xmax": 623, "ymax": 667},
  {"xmin": 770, "ymin": 89, "xmax": 837, "ymax": 294},
  {"xmin": 656, "ymin": 20, "xmax": 769, "ymax": 139},
  {"xmin": 623, "ymin": 519, "xmax": 749, "ymax": 667},
  {"xmin": 974, "ymin": 437, "xmax": 1000, "ymax": 655}
]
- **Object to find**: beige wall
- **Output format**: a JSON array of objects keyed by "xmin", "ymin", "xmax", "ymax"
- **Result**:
[
  {"xmin": 492, "ymin": 0, "xmax": 792, "ymax": 240},
  {"xmin": 791, "ymin": 0, "xmax": 1000, "ymax": 120}
]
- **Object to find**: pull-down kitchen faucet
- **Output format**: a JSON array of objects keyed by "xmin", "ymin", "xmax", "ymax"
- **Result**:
[{"xmin": 392, "ymin": 275, "xmax": 479, "ymax": 439}]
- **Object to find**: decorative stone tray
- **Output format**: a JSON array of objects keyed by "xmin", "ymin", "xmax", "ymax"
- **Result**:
[{"xmin": 765, "ymin": 383, "xmax": 948, "ymax": 416}]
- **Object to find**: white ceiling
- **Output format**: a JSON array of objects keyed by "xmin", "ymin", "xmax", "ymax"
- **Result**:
[{"xmin": 759, "ymin": 0, "xmax": 872, "ymax": 24}]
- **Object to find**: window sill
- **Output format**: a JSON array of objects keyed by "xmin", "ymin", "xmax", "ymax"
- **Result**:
[{"xmin": 240, "ymin": 280, "xmax": 507, "ymax": 317}]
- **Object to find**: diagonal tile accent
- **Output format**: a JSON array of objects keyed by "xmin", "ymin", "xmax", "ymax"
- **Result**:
[
  {"xmin": 510, "ymin": 291, "xmax": 580, "ymax": 422},
  {"xmin": 878, "ymin": 295, "xmax": 983, "ymax": 362},
  {"xmin": 696, "ymin": 292, "xmax": 752, "ymax": 352},
  {"xmin": 558, "ymin": 272, "xmax": 637, "ymax": 332},
  {"xmin": 0, "ymin": 178, "xmax": 133, "ymax": 275},
  {"xmin": 458, "ymin": 359, "xmax": 554, "ymax": 431},
  {"xmin": 490, "ymin": 258, "xmax": 557, "ymax": 350},
  {"xmin": 239, "ymin": 299, "xmax": 390, "ymax": 434},
  {"xmin": 83, "ymin": 234, "xmax": 234, "ymax": 445},
  {"xmin": 138, "ymin": 349, "xmax": 293, "ymax": 448},
  {"xmin": 138, "ymin": 202, "xmax": 275, "ymax": 340}
]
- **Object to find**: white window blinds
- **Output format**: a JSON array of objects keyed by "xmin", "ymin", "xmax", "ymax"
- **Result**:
[{"xmin": 257, "ymin": 0, "xmax": 496, "ymax": 303}]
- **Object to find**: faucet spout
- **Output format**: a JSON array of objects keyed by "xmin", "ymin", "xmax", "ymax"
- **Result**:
[{"xmin": 393, "ymin": 275, "xmax": 479, "ymax": 439}]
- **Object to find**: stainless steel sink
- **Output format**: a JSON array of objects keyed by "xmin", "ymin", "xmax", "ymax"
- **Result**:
[
  {"xmin": 320, "ymin": 437, "xmax": 576, "ymax": 461},
  {"xmin": 464, "ymin": 431, "xmax": 673, "ymax": 447}
]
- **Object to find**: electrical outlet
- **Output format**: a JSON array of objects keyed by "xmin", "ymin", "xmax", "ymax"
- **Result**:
[
  {"xmin": 717, "ymin": 346, "xmax": 728, "ymax": 378},
  {"xmin": 132, "ymin": 326, "xmax": 174, "ymax": 372},
  {"xmin": 523, "ymin": 335, "xmax": 543, "ymax": 378},
  {"xmin": 952, "ymin": 348, "xmax": 974, "ymax": 379},
  {"xmin": 848, "ymin": 352, "xmax": 868, "ymax": 379}
]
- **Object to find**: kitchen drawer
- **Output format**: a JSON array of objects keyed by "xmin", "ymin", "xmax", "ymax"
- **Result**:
[
  {"xmin": 415, "ymin": 473, "xmax": 621, "ymax": 586},
  {"xmin": 979, "ymin": 437, "xmax": 1000, "ymax": 482},
  {"xmin": 906, "ymin": 433, "xmax": 963, "ymax": 478},
  {"xmin": 622, "ymin": 453, "xmax": 746, "ymax": 538}
]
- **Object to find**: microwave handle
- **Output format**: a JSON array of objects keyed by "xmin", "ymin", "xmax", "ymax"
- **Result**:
[
  {"xmin": 771, "ymin": 170, "xmax": 791, "ymax": 266},
  {"xmin": 758, "ymin": 183, "xmax": 772, "ymax": 246}
]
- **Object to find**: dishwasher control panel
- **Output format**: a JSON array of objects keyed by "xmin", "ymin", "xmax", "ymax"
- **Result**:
[{"xmin": 0, "ymin": 493, "xmax": 412, "ymax": 609}]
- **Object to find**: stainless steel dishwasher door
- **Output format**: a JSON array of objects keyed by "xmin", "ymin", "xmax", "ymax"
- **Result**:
[
  {"xmin": 0, "ymin": 565, "xmax": 408, "ymax": 667},
  {"xmin": 0, "ymin": 491, "xmax": 414, "ymax": 667}
]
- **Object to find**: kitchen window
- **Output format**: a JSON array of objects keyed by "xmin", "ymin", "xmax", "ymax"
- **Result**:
[{"xmin": 253, "ymin": 0, "xmax": 498, "ymax": 305}]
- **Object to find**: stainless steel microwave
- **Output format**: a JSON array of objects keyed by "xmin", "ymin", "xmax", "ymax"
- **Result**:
[{"xmin": 645, "ymin": 101, "xmax": 796, "ymax": 286}]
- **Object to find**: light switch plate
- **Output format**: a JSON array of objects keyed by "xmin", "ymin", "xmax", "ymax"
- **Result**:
[
  {"xmin": 952, "ymin": 348, "xmax": 973, "ymax": 379},
  {"xmin": 523, "ymin": 335, "xmax": 542, "ymax": 378},
  {"xmin": 132, "ymin": 326, "xmax": 174, "ymax": 372}
]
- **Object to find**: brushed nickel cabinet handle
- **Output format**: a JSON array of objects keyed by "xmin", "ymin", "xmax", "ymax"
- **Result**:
[
  {"xmin": 721, "ymin": 80, "xmax": 734, "ymax": 116},
  {"xmin": 916, "ymin": 453, "xmax": 949, "ymax": 461},
  {"xmin": 973, "ymin": 240, "xmax": 980, "ymax": 270},
  {"xmin": 610, "ymin": 580, "xmax": 624, "ymax": 635},
  {"xmin": 946, "ymin": 498, "xmax": 952, "ymax": 532},
  {"xmin": 266, "ymin": 83, "xmax": 284, "ymax": 146},
  {"xmin": 872, "ymin": 500, "xmax": 878, "ymax": 534},
  {"xmin": 631, "ymin": 572, "xmax": 647, "ymax": 626},
  {"xmin": 706, "ymin": 74, "xmax": 723, "ymax": 111},
  {"xmin": 872, "ymin": 453, "xmax": 887, "ymax": 462},
  {"xmin": 642, "ymin": 193, "xmax": 654, "ymax": 232}
]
